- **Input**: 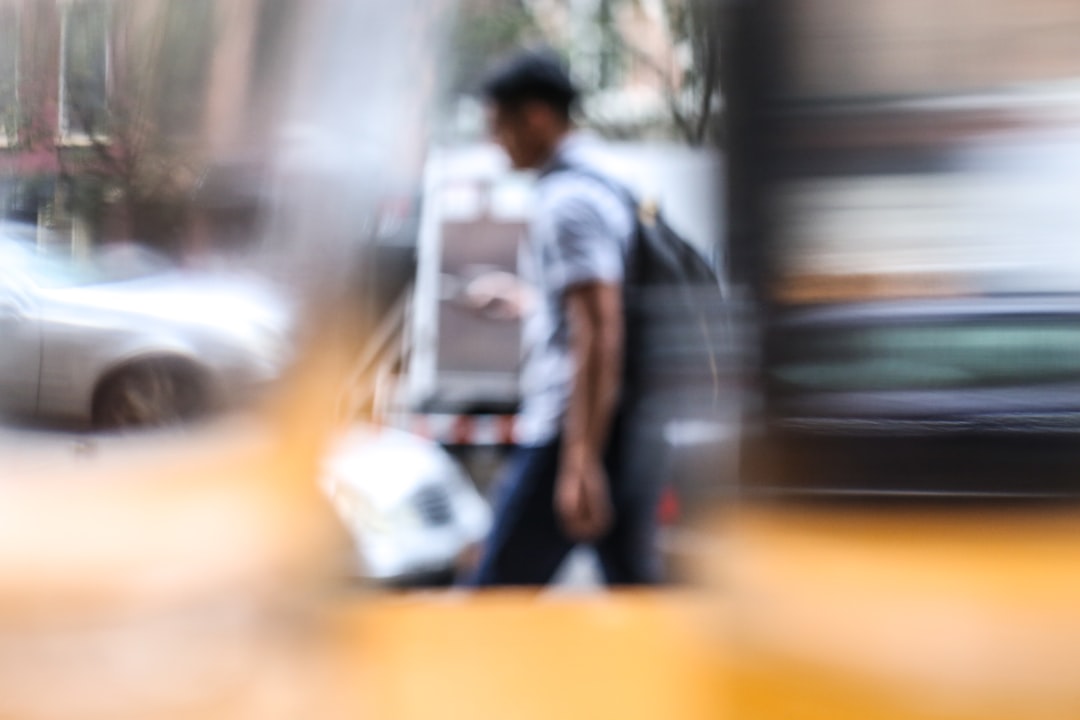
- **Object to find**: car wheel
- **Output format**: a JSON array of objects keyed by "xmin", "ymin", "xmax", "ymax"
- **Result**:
[{"xmin": 93, "ymin": 360, "xmax": 206, "ymax": 431}]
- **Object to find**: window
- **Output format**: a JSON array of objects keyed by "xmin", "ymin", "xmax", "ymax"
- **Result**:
[
  {"xmin": 155, "ymin": 0, "xmax": 214, "ymax": 137},
  {"xmin": 59, "ymin": 0, "xmax": 110, "ymax": 142},
  {"xmin": 777, "ymin": 322, "xmax": 1080, "ymax": 394},
  {"xmin": 0, "ymin": 4, "xmax": 18, "ymax": 145},
  {"xmin": 250, "ymin": 0, "xmax": 296, "ymax": 114}
]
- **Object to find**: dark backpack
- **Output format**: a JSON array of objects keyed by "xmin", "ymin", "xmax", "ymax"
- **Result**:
[{"xmin": 551, "ymin": 164, "xmax": 726, "ymax": 408}]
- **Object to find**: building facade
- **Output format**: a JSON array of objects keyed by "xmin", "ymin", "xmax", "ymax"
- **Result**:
[{"xmin": 0, "ymin": 0, "xmax": 306, "ymax": 257}]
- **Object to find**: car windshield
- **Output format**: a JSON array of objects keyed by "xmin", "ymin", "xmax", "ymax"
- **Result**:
[{"xmin": 776, "ymin": 321, "xmax": 1080, "ymax": 392}]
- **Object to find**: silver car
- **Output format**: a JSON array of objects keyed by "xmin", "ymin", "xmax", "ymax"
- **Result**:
[{"xmin": 0, "ymin": 239, "xmax": 291, "ymax": 430}]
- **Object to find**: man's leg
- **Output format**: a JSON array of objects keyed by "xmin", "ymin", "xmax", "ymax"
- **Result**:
[
  {"xmin": 468, "ymin": 441, "xmax": 576, "ymax": 586},
  {"xmin": 595, "ymin": 411, "xmax": 669, "ymax": 586},
  {"xmin": 594, "ymin": 480, "xmax": 666, "ymax": 586}
]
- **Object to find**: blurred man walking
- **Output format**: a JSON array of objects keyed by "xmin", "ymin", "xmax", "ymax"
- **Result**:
[{"xmin": 469, "ymin": 49, "xmax": 666, "ymax": 586}]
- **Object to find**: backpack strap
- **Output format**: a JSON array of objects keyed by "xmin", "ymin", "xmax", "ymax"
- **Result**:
[
  {"xmin": 543, "ymin": 156, "xmax": 722, "ymax": 286},
  {"xmin": 542, "ymin": 158, "xmax": 646, "ymax": 285},
  {"xmin": 545, "ymin": 158, "xmax": 725, "ymax": 403},
  {"xmin": 542, "ymin": 157, "xmax": 638, "ymax": 210}
]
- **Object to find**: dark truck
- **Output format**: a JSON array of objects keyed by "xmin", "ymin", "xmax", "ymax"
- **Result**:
[{"xmin": 723, "ymin": 0, "xmax": 1080, "ymax": 497}]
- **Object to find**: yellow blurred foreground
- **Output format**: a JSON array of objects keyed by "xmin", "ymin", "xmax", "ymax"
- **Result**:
[
  {"xmin": 339, "ymin": 506, "xmax": 1080, "ymax": 720},
  {"xmin": 334, "ymin": 592, "xmax": 725, "ymax": 720},
  {"xmin": 7, "ymin": 412, "xmax": 1080, "ymax": 719},
  {"xmin": 724, "ymin": 508, "xmax": 1080, "ymax": 720}
]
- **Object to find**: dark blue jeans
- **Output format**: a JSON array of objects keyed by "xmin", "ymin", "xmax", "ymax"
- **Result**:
[{"xmin": 469, "ymin": 410, "xmax": 669, "ymax": 587}]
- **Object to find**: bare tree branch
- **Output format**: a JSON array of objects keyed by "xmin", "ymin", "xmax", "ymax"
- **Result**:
[{"xmin": 558, "ymin": 0, "xmax": 722, "ymax": 145}]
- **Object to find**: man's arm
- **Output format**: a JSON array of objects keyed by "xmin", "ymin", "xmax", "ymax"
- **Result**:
[{"xmin": 556, "ymin": 281, "xmax": 624, "ymax": 541}]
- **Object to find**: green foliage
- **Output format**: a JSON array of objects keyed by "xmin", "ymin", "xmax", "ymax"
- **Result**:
[
  {"xmin": 57, "ymin": 0, "xmax": 214, "ymax": 250},
  {"xmin": 602, "ymin": 0, "xmax": 722, "ymax": 145},
  {"xmin": 446, "ymin": 0, "xmax": 540, "ymax": 99}
]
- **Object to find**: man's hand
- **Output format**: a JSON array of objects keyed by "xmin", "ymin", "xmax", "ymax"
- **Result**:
[
  {"xmin": 555, "ymin": 455, "xmax": 613, "ymax": 542},
  {"xmin": 462, "ymin": 271, "xmax": 532, "ymax": 320}
]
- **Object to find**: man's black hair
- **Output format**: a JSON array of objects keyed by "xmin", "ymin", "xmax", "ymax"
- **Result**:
[{"xmin": 480, "ymin": 48, "xmax": 579, "ymax": 120}]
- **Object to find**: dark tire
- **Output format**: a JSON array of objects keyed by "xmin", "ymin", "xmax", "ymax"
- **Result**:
[{"xmin": 92, "ymin": 359, "xmax": 208, "ymax": 431}]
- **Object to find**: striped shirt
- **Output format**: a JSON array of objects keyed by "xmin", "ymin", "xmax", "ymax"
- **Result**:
[{"xmin": 516, "ymin": 134, "xmax": 635, "ymax": 446}]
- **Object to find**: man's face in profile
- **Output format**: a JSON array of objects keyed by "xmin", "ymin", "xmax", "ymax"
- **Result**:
[{"xmin": 486, "ymin": 102, "xmax": 546, "ymax": 170}]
